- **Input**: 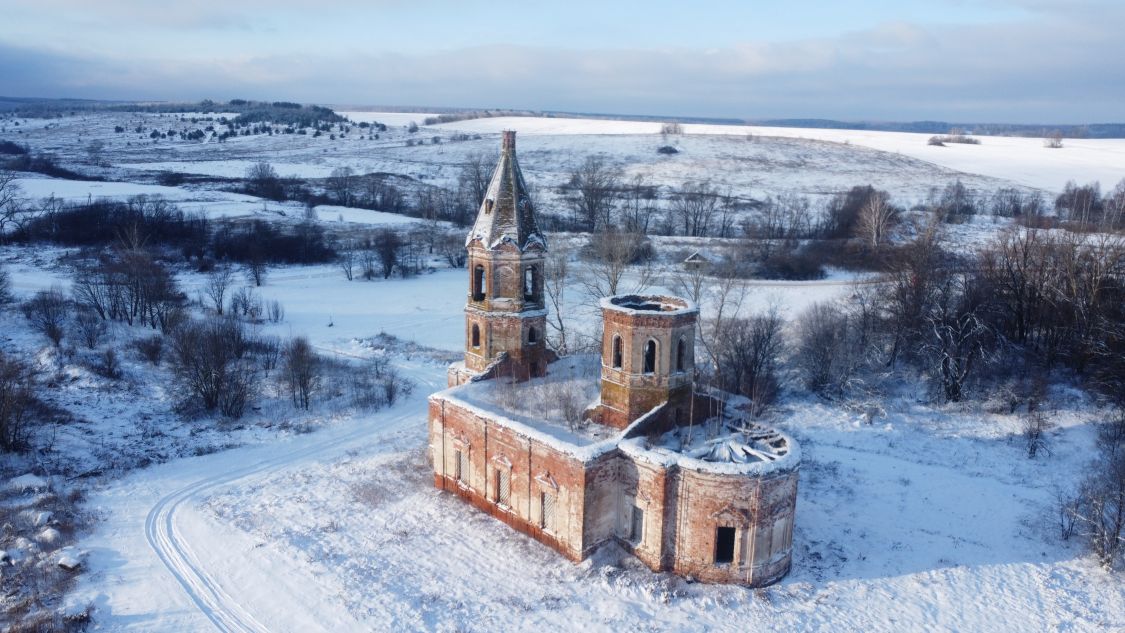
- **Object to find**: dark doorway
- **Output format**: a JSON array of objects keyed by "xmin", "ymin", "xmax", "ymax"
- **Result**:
[{"xmin": 715, "ymin": 527, "xmax": 736, "ymax": 564}]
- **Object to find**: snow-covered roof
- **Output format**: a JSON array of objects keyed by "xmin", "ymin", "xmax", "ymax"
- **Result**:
[
  {"xmin": 465, "ymin": 131, "xmax": 546, "ymax": 252},
  {"xmin": 599, "ymin": 294, "xmax": 698, "ymax": 317},
  {"xmin": 620, "ymin": 421, "xmax": 800, "ymax": 477}
]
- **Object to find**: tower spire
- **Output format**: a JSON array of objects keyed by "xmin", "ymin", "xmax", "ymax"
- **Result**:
[{"xmin": 466, "ymin": 130, "xmax": 544, "ymax": 252}]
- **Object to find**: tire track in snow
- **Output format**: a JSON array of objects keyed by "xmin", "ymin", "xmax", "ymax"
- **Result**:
[{"xmin": 145, "ymin": 362, "xmax": 442, "ymax": 632}]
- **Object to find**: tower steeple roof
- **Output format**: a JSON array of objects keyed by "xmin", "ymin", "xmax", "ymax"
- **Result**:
[{"xmin": 466, "ymin": 131, "xmax": 546, "ymax": 251}]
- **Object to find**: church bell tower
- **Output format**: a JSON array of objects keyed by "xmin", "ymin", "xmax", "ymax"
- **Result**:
[{"xmin": 451, "ymin": 131, "xmax": 550, "ymax": 386}]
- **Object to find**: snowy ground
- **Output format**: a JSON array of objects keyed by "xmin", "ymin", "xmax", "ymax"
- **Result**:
[
  {"xmin": 24, "ymin": 259, "xmax": 1106, "ymax": 632},
  {"xmin": 3, "ymin": 108, "xmax": 1123, "ymax": 631}
]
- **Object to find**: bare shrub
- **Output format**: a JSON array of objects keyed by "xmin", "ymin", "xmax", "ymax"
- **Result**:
[
  {"xmin": 71, "ymin": 306, "xmax": 106, "ymax": 349},
  {"xmin": 0, "ymin": 349, "xmax": 37, "ymax": 450},
  {"xmin": 133, "ymin": 334, "xmax": 164, "ymax": 365},
  {"xmin": 229, "ymin": 287, "xmax": 263, "ymax": 321},
  {"xmin": 93, "ymin": 348, "xmax": 123, "ymax": 380},
  {"xmin": 349, "ymin": 358, "xmax": 414, "ymax": 409},
  {"xmin": 249, "ymin": 335, "xmax": 282, "ymax": 373},
  {"xmin": 282, "ymin": 337, "xmax": 320, "ymax": 410},
  {"xmin": 205, "ymin": 267, "xmax": 234, "ymax": 315},
  {"xmin": 23, "ymin": 286, "xmax": 69, "ymax": 347},
  {"xmin": 169, "ymin": 318, "xmax": 258, "ymax": 418},
  {"xmin": 0, "ymin": 264, "xmax": 11, "ymax": 303},
  {"xmin": 1067, "ymin": 422, "xmax": 1125, "ymax": 569},
  {"xmin": 660, "ymin": 122, "xmax": 683, "ymax": 135},
  {"xmin": 1044, "ymin": 130, "xmax": 1064, "ymax": 149},
  {"xmin": 1023, "ymin": 407, "xmax": 1051, "ymax": 458},
  {"xmin": 267, "ymin": 300, "xmax": 285, "ymax": 324}
]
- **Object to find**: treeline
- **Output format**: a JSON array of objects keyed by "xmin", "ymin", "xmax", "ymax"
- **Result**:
[
  {"xmin": 749, "ymin": 119, "xmax": 1125, "ymax": 139},
  {"xmin": 11, "ymin": 195, "xmax": 335, "ymax": 265},
  {"xmin": 421, "ymin": 109, "xmax": 539, "ymax": 126}
]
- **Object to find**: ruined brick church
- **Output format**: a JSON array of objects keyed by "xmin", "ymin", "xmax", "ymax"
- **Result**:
[{"xmin": 428, "ymin": 131, "xmax": 799, "ymax": 586}]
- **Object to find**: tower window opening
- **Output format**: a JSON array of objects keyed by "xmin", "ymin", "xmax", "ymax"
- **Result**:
[
  {"xmin": 528, "ymin": 326, "xmax": 538, "ymax": 344},
  {"xmin": 471, "ymin": 324, "xmax": 481, "ymax": 348},
  {"xmin": 472, "ymin": 265, "xmax": 485, "ymax": 301},
  {"xmin": 643, "ymin": 340, "xmax": 657, "ymax": 374},
  {"xmin": 676, "ymin": 337, "xmax": 686, "ymax": 372},
  {"xmin": 612, "ymin": 336, "xmax": 623, "ymax": 369},
  {"xmin": 524, "ymin": 265, "xmax": 537, "ymax": 301}
]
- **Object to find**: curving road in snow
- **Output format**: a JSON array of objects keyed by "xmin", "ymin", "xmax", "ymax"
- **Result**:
[{"xmin": 80, "ymin": 359, "xmax": 443, "ymax": 631}]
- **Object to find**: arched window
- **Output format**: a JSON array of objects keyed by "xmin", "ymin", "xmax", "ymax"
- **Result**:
[
  {"xmin": 612, "ymin": 336, "xmax": 623, "ymax": 369},
  {"xmin": 523, "ymin": 265, "xmax": 537, "ymax": 301},
  {"xmin": 472, "ymin": 265, "xmax": 485, "ymax": 301},
  {"xmin": 643, "ymin": 340, "xmax": 657, "ymax": 374},
  {"xmin": 528, "ymin": 326, "xmax": 538, "ymax": 344},
  {"xmin": 676, "ymin": 337, "xmax": 686, "ymax": 372},
  {"xmin": 471, "ymin": 324, "xmax": 481, "ymax": 348}
]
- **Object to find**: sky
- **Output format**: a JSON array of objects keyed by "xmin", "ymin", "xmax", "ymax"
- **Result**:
[{"xmin": 0, "ymin": 0, "xmax": 1122, "ymax": 123}]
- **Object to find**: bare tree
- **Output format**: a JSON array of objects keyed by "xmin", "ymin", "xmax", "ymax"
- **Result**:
[
  {"xmin": 282, "ymin": 336, "xmax": 320, "ymax": 410},
  {"xmin": 1045, "ymin": 130, "xmax": 1064, "ymax": 149},
  {"xmin": 794, "ymin": 301, "xmax": 865, "ymax": 396},
  {"xmin": 22, "ymin": 286, "xmax": 69, "ymax": 347},
  {"xmin": 1067, "ymin": 415, "xmax": 1125, "ymax": 570},
  {"xmin": 580, "ymin": 229, "xmax": 654, "ymax": 298},
  {"xmin": 328, "ymin": 166, "xmax": 356, "ymax": 206},
  {"xmin": 0, "ymin": 170, "xmax": 28, "ymax": 238},
  {"xmin": 544, "ymin": 246, "xmax": 571, "ymax": 354},
  {"xmin": 205, "ymin": 267, "xmax": 234, "ymax": 315},
  {"xmin": 374, "ymin": 229, "xmax": 401, "ymax": 279},
  {"xmin": 566, "ymin": 156, "xmax": 619, "ymax": 231},
  {"xmin": 245, "ymin": 162, "xmax": 283, "ymax": 200},
  {"xmin": 246, "ymin": 253, "xmax": 267, "ymax": 287},
  {"xmin": 436, "ymin": 231, "xmax": 467, "ymax": 268},
  {"xmin": 619, "ymin": 174, "xmax": 657, "ymax": 234},
  {"xmin": 338, "ymin": 239, "xmax": 357, "ymax": 280},
  {"xmin": 921, "ymin": 273, "xmax": 993, "ymax": 402},
  {"xmin": 458, "ymin": 152, "xmax": 496, "ymax": 211},
  {"xmin": 855, "ymin": 190, "xmax": 898, "ymax": 250},
  {"xmin": 671, "ymin": 181, "xmax": 721, "ymax": 237},
  {"xmin": 1104, "ymin": 178, "xmax": 1125, "ymax": 230},
  {"xmin": 85, "ymin": 139, "xmax": 107, "ymax": 166},
  {"xmin": 712, "ymin": 306, "xmax": 785, "ymax": 417},
  {"xmin": 695, "ymin": 268, "xmax": 747, "ymax": 374}
]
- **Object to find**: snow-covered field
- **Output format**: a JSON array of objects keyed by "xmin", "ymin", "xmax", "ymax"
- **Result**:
[
  {"xmin": 7, "ymin": 258, "xmax": 1098, "ymax": 632},
  {"xmin": 3, "ymin": 108, "xmax": 1124, "ymax": 631},
  {"xmin": 11, "ymin": 109, "xmax": 1121, "ymax": 220}
]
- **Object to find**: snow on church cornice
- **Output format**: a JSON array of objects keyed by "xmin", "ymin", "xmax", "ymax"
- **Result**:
[{"xmin": 465, "ymin": 131, "xmax": 547, "ymax": 253}]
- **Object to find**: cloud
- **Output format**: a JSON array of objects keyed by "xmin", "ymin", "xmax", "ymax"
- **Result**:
[{"xmin": 1, "ymin": 4, "xmax": 1122, "ymax": 123}]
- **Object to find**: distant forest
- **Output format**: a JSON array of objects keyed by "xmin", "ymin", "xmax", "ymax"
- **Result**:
[{"xmin": 2, "ymin": 96, "xmax": 1124, "ymax": 138}]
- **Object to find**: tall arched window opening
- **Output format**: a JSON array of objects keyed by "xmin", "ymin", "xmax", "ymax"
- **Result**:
[
  {"xmin": 472, "ymin": 265, "xmax": 486, "ymax": 301},
  {"xmin": 612, "ymin": 336, "xmax": 623, "ymax": 369},
  {"xmin": 643, "ymin": 340, "xmax": 657, "ymax": 374},
  {"xmin": 524, "ymin": 265, "xmax": 537, "ymax": 301}
]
